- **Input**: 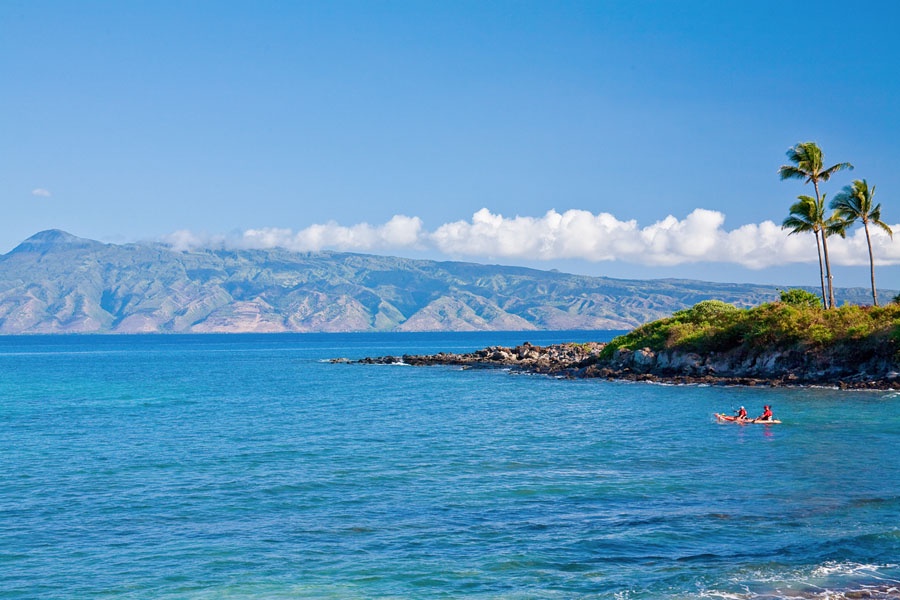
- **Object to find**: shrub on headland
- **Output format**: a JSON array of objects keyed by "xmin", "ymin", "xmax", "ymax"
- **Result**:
[
  {"xmin": 779, "ymin": 288, "xmax": 823, "ymax": 308},
  {"xmin": 598, "ymin": 294, "xmax": 900, "ymax": 360}
]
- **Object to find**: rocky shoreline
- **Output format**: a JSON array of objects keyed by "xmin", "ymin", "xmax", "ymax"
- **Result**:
[{"xmin": 336, "ymin": 341, "xmax": 900, "ymax": 390}]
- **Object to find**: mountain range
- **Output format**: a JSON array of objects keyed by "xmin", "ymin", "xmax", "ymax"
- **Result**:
[{"xmin": 0, "ymin": 229, "xmax": 882, "ymax": 334}]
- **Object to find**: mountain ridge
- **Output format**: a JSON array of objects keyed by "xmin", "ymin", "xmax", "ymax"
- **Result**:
[{"xmin": 0, "ymin": 230, "xmax": 884, "ymax": 334}]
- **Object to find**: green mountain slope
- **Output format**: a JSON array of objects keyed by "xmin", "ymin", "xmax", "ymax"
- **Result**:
[{"xmin": 0, "ymin": 230, "xmax": 883, "ymax": 334}]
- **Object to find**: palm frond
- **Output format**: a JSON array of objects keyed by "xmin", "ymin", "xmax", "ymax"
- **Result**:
[
  {"xmin": 783, "ymin": 195, "xmax": 820, "ymax": 234},
  {"xmin": 874, "ymin": 218, "xmax": 894, "ymax": 238},
  {"xmin": 824, "ymin": 215, "xmax": 850, "ymax": 238},
  {"xmin": 830, "ymin": 198, "xmax": 861, "ymax": 223},
  {"xmin": 780, "ymin": 142, "xmax": 852, "ymax": 190},
  {"xmin": 819, "ymin": 161, "xmax": 854, "ymax": 181},
  {"xmin": 869, "ymin": 203, "xmax": 882, "ymax": 222},
  {"xmin": 778, "ymin": 165, "xmax": 807, "ymax": 181},
  {"xmin": 782, "ymin": 216, "xmax": 814, "ymax": 233},
  {"xmin": 793, "ymin": 142, "xmax": 822, "ymax": 170},
  {"xmin": 832, "ymin": 179, "xmax": 875, "ymax": 223}
]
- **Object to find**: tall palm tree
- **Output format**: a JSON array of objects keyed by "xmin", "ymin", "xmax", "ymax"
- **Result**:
[
  {"xmin": 831, "ymin": 179, "xmax": 893, "ymax": 305},
  {"xmin": 779, "ymin": 142, "xmax": 853, "ymax": 308},
  {"xmin": 782, "ymin": 195, "xmax": 828, "ymax": 307}
]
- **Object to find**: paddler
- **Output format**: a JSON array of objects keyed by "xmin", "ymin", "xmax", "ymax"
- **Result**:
[
  {"xmin": 755, "ymin": 405, "xmax": 774, "ymax": 422},
  {"xmin": 734, "ymin": 406, "xmax": 747, "ymax": 420}
]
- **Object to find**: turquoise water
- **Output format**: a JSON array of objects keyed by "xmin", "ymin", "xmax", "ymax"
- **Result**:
[{"xmin": 1, "ymin": 332, "xmax": 899, "ymax": 599}]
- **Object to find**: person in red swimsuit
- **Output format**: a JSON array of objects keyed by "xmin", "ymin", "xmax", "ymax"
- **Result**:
[
  {"xmin": 735, "ymin": 406, "xmax": 748, "ymax": 420},
  {"xmin": 756, "ymin": 405, "xmax": 773, "ymax": 422}
]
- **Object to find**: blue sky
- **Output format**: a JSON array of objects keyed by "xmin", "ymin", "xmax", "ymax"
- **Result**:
[{"xmin": 4, "ymin": 1, "xmax": 900, "ymax": 288}]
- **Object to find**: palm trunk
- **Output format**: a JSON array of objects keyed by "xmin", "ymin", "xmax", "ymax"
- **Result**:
[
  {"xmin": 864, "ymin": 222, "xmax": 878, "ymax": 306},
  {"xmin": 814, "ymin": 230, "xmax": 827, "ymax": 308},
  {"xmin": 821, "ymin": 232, "xmax": 836, "ymax": 309},
  {"xmin": 813, "ymin": 181, "xmax": 835, "ymax": 309}
]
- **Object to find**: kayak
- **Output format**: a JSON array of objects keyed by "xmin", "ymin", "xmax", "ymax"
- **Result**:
[{"xmin": 715, "ymin": 413, "xmax": 781, "ymax": 424}]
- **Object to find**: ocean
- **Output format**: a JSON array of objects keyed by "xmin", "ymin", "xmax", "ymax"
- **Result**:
[{"xmin": 1, "ymin": 332, "xmax": 898, "ymax": 599}]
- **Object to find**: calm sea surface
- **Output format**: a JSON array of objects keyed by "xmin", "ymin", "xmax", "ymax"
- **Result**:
[{"xmin": 1, "ymin": 332, "xmax": 899, "ymax": 599}]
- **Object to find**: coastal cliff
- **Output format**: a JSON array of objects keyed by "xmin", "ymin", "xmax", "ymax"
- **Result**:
[
  {"xmin": 349, "ymin": 339, "xmax": 900, "ymax": 389},
  {"xmin": 590, "ymin": 343, "xmax": 899, "ymax": 388}
]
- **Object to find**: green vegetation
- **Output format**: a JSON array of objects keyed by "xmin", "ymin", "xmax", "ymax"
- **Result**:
[
  {"xmin": 778, "ymin": 288, "xmax": 822, "ymax": 308},
  {"xmin": 782, "ymin": 195, "xmax": 838, "ymax": 308},
  {"xmin": 778, "ymin": 142, "xmax": 892, "ymax": 311},
  {"xmin": 598, "ymin": 295, "xmax": 900, "ymax": 359},
  {"xmin": 779, "ymin": 141, "xmax": 854, "ymax": 309},
  {"xmin": 593, "ymin": 141, "xmax": 899, "ymax": 371},
  {"xmin": 831, "ymin": 179, "xmax": 893, "ymax": 306}
]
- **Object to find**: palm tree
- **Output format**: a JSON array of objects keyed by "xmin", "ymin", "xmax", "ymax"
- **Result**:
[
  {"xmin": 779, "ymin": 142, "xmax": 853, "ymax": 308},
  {"xmin": 831, "ymin": 179, "xmax": 893, "ymax": 305},
  {"xmin": 782, "ymin": 195, "xmax": 828, "ymax": 307}
]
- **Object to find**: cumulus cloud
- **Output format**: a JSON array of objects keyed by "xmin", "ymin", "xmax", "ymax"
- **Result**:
[
  {"xmin": 431, "ymin": 208, "xmax": 900, "ymax": 269},
  {"xmin": 162, "ymin": 230, "xmax": 230, "ymax": 252},
  {"xmin": 163, "ymin": 215, "xmax": 425, "ymax": 253},
  {"xmin": 240, "ymin": 215, "xmax": 425, "ymax": 252},
  {"xmin": 161, "ymin": 208, "xmax": 900, "ymax": 269},
  {"xmin": 826, "ymin": 225, "xmax": 899, "ymax": 267},
  {"xmin": 431, "ymin": 208, "xmax": 792, "ymax": 267},
  {"xmin": 31, "ymin": 188, "xmax": 52, "ymax": 197}
]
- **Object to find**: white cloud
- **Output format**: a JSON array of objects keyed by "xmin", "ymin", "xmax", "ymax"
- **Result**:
[
  {"xmin": 826, "ymin": 225, "xmax": 899, "ymax": 267},
  {"xmin": 161, "ymin": 230, "xmax": 230, "ymax": 252},
  {"xmin": 432, "ymin": 208, "xmax": 778, "ymax": 267},
  {"xmin": 160, "ymin": 215, "xmax": 426, "ymax": 253},
  {"xmin": 31, "ymin": 188, "xmax": 52, "ymax": 197},
  {"xmin": 239, "ymin": 215, "xmax": 425, "ymax": 252},
  {"xmin": 161, "ymin": 209, "xmax": 900, "ymax": 269}
]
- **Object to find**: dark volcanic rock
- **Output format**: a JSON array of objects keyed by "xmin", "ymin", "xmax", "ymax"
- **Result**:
[
  {"xmin": 598, "ymin": 343, "xmax": 900, "ymax": 388},
  {"xmin": 350, "ymin": 342, "xmax": 606, "ymax": 375},
  {"xmin": 350, "ymin": 340, "xmax": 900, "ymax": 389}
]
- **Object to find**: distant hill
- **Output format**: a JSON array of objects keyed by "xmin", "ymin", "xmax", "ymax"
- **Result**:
[{"xmin": 0, "ymin": 229, "xmax": 883, "ymax": 334}]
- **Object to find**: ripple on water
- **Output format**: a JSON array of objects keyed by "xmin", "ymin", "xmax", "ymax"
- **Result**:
[{"xmin": 1, "ymin": 333, "xmax": 899, "ymax": 599}]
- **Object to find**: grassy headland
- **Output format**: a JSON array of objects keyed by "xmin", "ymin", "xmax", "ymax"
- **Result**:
[
  {"xmin": 599, "ymin": 297, "xmax": 900, "ymax": 359},
  {"xmin": 591, "ymin": 292, "xmax": 900, "ymax": 387}
]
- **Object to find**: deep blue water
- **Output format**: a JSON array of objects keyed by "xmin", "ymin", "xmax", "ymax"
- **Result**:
[{"xmin": 1, "ymin": 332, "xmax": 899, "ymax": 599}]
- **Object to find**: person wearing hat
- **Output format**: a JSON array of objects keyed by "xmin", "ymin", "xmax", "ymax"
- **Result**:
[
  {"xmin": 734, "ymin": 406, "xmax": 748, "ymax": 420},
  {"xmin": 756, "ymin": 405, "xmax": 774, "ymax": 422}
]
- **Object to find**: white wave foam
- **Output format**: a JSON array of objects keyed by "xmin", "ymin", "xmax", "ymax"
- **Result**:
[{"xmin": 811, "ymin": 560, "xmax": 898, "ymax": 578}]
